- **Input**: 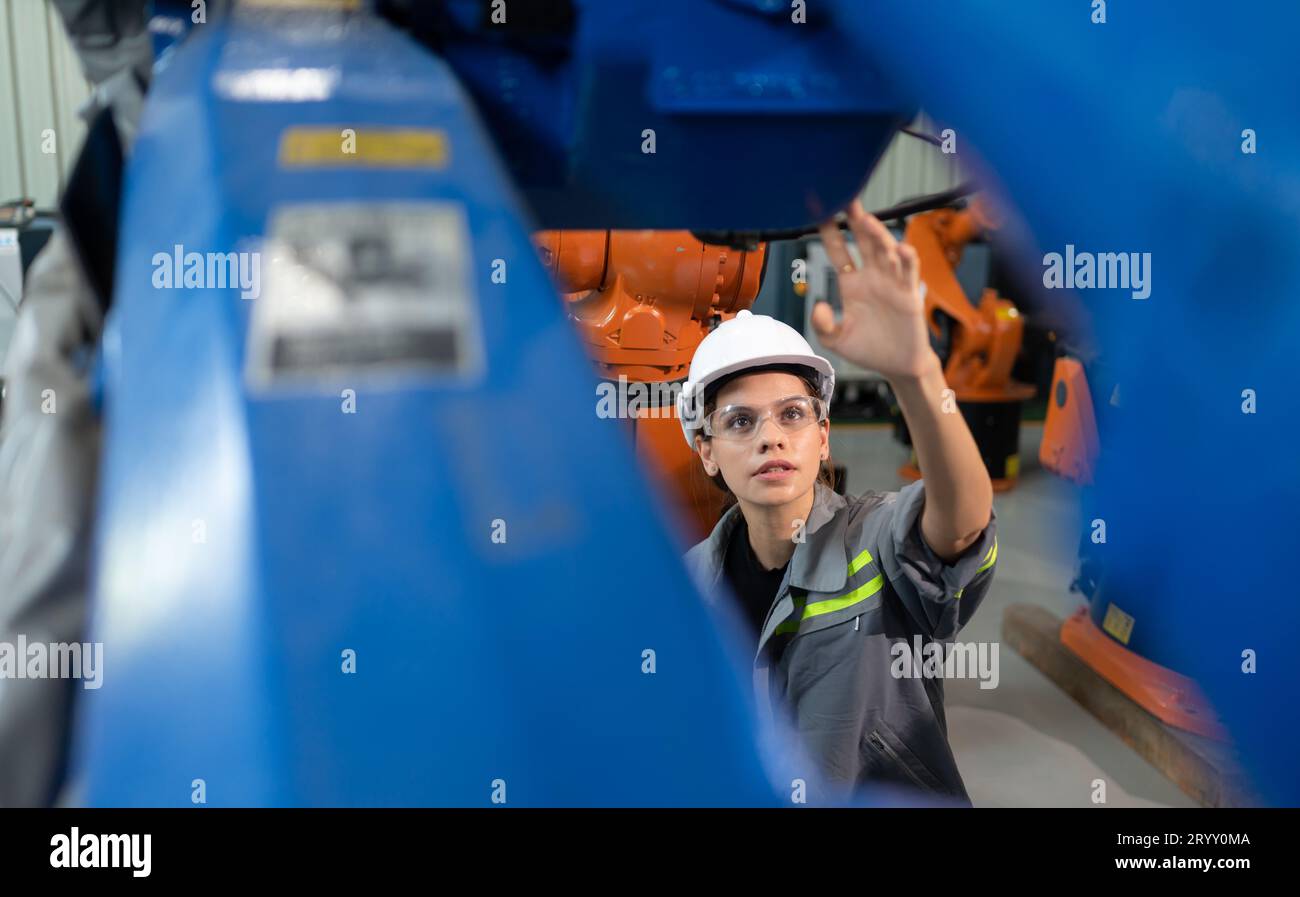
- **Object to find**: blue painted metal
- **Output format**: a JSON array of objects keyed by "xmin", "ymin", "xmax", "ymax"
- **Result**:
[
  {"xmin": 832, "ymin": 0, "xmax": 1300, "ymax": 804},
  {"xmin": 417, "ymin": 0, "xmax": 911, "ymax": 229},
  {"xmin": 76, "ymin": 8, "xmax": 829, "ymax": 806},
  {"xmin": 148, "ymin": 0, "xmax": 198, "ymax": 59},
  {"xmin": 81, "ymin": 0, "xmax": 1300, "ymax": 807}
]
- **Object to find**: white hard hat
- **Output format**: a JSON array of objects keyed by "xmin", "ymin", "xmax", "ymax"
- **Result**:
[{"xmin": 677, "ymin": 309, "xmax": 835, "ymax": 448}]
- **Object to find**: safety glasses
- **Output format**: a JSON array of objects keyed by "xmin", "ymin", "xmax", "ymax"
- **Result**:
[{"xmin": 702, "ymin": 395, "xmax": 827, "ymax": 442}]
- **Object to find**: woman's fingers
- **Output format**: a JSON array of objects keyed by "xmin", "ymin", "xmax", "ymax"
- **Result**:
[
  {"xmin": 897, "ymin": 241, "xmax": 920, "ymax": 287},
  {"xmin": 846, "ymin": 201, "xmax": 889, "ymax": 270},
  {"xmin": 810, "ymin": 300, "xmax": 841, "ymax": 349},
  {"xmin": 818, "ymin": 217, "xmax": 855, "ymax": 274},
  {"xmin": 852, "ymin": 202, "xmax": 908, "ymax": 281},
  {"xmin": 821, "ymin": 202, "xmax": 916, "ymax": 307}
]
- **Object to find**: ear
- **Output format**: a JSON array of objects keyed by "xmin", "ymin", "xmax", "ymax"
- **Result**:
[
  {"xmin": 819, "ymin": 420, "xmax": 830, "ymax": 460},
  {"xmin": 696, "ymin": 436, "xmax": 719, "ymax": 476}
]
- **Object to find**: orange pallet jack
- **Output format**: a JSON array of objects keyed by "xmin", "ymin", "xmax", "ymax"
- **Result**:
[
  {"xmin": 534, "ymin": 229, "xmax": 766, "ymax": 541},
  {"xmin": 896, "ymin": 201, "xmax": 1035, "ymax": 491}
]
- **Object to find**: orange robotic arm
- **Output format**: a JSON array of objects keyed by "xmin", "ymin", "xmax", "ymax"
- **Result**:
[
  {"xmin": 903, "ymin": 202, "xmax": 1033, "ymax": 403},
  {"xmin": 534, "ymin": 230, "xmax": 766, "ymax": 382},
  {"xmin": 898, "ymin": 200, "xmax": 1035, "ymax": 492},
  {"xmin": 534, "ymin": 230, "xmax": 767, "ymax": 538}
]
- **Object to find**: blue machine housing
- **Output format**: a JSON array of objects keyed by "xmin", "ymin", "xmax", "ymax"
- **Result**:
[
  {"xmin": 79, "ymin": 7, "xmax": 861, "ymax": 806},
  {"xmin": 837, "ymin": 0, "xmax": 1300, "ymax": 804},
  {"xmin": 77, "ymin": 0, "xmax": 1300, "ymax": 807},
  {"xmin": 430, "ymin": 0, "xmax": 909, "ymax": 228}
]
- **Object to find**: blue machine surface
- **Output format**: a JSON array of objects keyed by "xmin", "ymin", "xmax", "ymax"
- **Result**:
[
  {"xmin": 75, "ymin": 0, "xmax": 1300, "ymax": 805},
  {"xmin": 77, "ymin": 7, "xmax": 845, "ymax": 807},
  {"xmin": 837, "ymin": 0, "xmax": 1300, "ymax": 804}
]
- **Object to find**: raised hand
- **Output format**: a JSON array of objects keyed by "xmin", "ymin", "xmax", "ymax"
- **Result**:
[{"xmin": 812, "ymin": 200, "xmax": 939, "ymax": 381}]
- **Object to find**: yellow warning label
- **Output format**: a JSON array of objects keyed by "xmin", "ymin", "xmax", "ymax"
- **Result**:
[
  {"xmin": 279, "ymin": 128, "xmax": 449, "ymax": 169},
  {"xmin": 1101, "ymin": 602, "xmax": 1135, "ymax": 645},
  {"xmin": 1005, "ymin": 453, "xmax": 1020, "ymax": 480}
]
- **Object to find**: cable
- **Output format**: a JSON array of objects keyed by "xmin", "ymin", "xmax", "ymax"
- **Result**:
[
  {"xmin": 869, "ymin": 180, "xmax": 978, "ymax": 224},
  {"xmin": 691, "ymin": 180, "xmax": 979, "ymax": 250},
  {"xmin": 898, "ymin": 126, "xmax": 945, "ymax": 147}
]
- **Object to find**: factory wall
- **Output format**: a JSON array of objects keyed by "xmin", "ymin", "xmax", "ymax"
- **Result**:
[
  {"xmin": 0, "ymin": 0, "xmax": 93, "ymax": 210},
  {"xmin": 0, "ymin": 2, "xmax": 960, "ymax": 211}
]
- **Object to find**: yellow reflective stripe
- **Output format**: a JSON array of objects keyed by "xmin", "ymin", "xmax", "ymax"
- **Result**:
[
  {"xmin": 976, "ymin": 537, "xmax": 998, "ymax": 574},
  {"xmin": 772, "ymin": 595, "xmax": 807, "ymax": 636},
  {"xmin": 954, "ymin": 587, "xmax": 964, "ymax": 600},
  {"xmin": 847, "ymin": 548, "xmax": 875, "ymax": 577},
  {"xmin": 771, "ymin": 568, "xmax": 886, "ymax": 636},
  {"xmin": 802, "ymin": 574, "xmax": 883, "ymax": 621}
]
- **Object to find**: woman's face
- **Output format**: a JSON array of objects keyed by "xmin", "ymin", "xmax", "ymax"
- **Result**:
[{"xmin": 696, "ymin": 371, "xmax": 830, "ymax": 510}]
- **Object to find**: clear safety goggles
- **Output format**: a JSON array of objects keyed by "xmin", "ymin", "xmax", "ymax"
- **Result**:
[{"xmin": 702, "ymin": 395, "xmax": 828, "ymax": 442}]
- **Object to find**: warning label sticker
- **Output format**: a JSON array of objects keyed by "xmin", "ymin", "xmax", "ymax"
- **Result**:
[
  {"xmin": 1101, "ymin": 602, "xmax": 1136, "ymax": 645},
  {"xmin": 245, "ymin": 202, "xmax": 483, "ymax": 391},
  {"xmin": 278, "ymin": 127, "xmax": 449, "ymax": 169}
]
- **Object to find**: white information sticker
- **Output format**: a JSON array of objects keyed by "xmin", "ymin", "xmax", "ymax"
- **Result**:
[{"xmin": 245, "ymin": 202, "xmax": 484, "ymax": 391}]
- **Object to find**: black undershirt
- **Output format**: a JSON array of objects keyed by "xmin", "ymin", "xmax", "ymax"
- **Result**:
[{"xmin": 723, "ymin": 518, "xmax": 790, "ymax": 640}]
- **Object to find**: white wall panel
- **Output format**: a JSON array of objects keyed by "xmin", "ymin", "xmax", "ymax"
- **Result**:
[
  {"xmin": 0, "ymin": 2, "xmax": 28, "ymax": 203},
  {"xmin": 0, "ymin": 0, "xmax": 91, "ymax": 209},
  {"xmin": 860, "ymin": 113, "xmax": 964, "ymax": 212}
]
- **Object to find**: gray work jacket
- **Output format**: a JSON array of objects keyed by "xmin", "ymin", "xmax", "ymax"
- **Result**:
[{"xmin": 684, "ymin": 480, "xmax": 998, "ymax": 805}]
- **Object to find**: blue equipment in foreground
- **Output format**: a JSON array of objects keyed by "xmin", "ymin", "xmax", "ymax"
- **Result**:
[
  {"xmin": 837, "ymin": 0, "xmax": 1300, "ymax": 804},
  {"xmin": 77, "ymin": 2, "xmax": 908, "ymax": 806},
  {"xmin": 77, "ymin": 0, "xmax": 1300, "ymax": 806}
]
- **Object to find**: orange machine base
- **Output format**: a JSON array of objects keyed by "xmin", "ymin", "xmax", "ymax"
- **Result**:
[{"xmin": 1059, "ymin": 607, "xmax": 1228, "ymax": 741}]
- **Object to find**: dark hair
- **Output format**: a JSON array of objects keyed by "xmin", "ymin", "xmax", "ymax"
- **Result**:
[{"xmin": 698, "ymin": 363, "xmax": 837, "ymax": 502}]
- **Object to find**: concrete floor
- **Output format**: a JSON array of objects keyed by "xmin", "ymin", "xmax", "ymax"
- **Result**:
[{"xmin": 830, "ymin": 419, "xmax": 1197, "ymax": 808}]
